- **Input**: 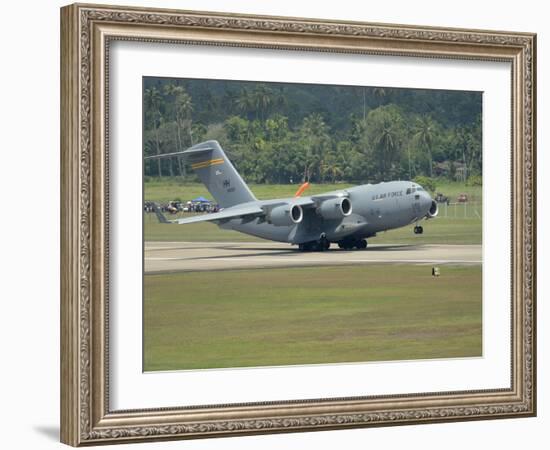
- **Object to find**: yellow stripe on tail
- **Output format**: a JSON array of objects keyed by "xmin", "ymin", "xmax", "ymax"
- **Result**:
[{"xmin": 191, "ymin": 158, "xmax": 224, "ymax": 170}]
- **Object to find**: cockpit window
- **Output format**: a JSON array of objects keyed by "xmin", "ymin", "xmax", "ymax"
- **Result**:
[
  {"xmin": 406, "ymin": 188, "xmax": 411, "ymax": 195},
  {"xmin": 406, "ymin": 187, "xmax": 416, "ymax": 195},
  {"xmin": 417, "ymin": 187, "xmax": 424, "ymax": 191}
]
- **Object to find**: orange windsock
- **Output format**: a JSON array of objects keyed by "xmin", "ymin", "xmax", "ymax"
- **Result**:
[{"xmin": 294, "ymin": 182, "xmax": 310, "ymax": 198}]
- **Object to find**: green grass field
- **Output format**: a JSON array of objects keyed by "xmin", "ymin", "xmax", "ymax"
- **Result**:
[
  {"xmin": 144, "ymin": 180, "xmax": 482, "ymax": 244},
  {"xmin": 144, "ymin": 179, "xmax": 357, "ymax": 203},
  {"xmin": 144, "ymin": 213, "xmax": 481, "ymax": 245},
  {"xmin": 144, "ymin": 178, "xmax": 482, "ymax": 203},
  {"xmin": 144, "ymin": 265, "xmax": 482, "ymax": 371}
]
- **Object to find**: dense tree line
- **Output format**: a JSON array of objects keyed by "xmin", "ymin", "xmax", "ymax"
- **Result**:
[{"xmin": 143, "ymin": 77, "xmax": 482, "ymax": 185}]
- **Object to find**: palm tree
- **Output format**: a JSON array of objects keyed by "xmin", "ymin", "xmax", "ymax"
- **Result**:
[
  {"xmin": 375, "ymin": 119, "xmax": 399, "ymax": 178},
  {"xmin": 222, "ymin": 89, "xmax": 239, "ymax": 115},
  {"xmin": 173, "ymin": 91, "xmax": 194, "ymax": 177},
  {"xmin": 372, "ymin": 87, "xmax": 387, "ymax": 98},
  {"xmin": 252, "ymin": 85, "xmax": 273, "ymax": 121},
  {"xmin": 163, "ymin": 83, "xmax": 184, "ymax": 100},
  {"xmin": 405, "ymin": 141, "xmax": 414, "ymax": 180},
  {"xmin": 274, "ymin": 86, "xmax": 288, "ymax": 114},
  {"xmin": 371, "ymin": 86, "xmax": 388, "ymax": 107},
  {"xmin": 324, "ymin": 163, "xmax": 343, "ymax": 183},
  {"xmin": 414, "ymin": 115, "xmax": 435, "ymax": 178},
  {"xmin": 144, "ymin": 87, "xmax": 163, "ymax": 176},
  {"xmin": 299, "ymin": 114, "xmax": 330, "ymax": 182},
  {"xmin": 162, "ymin": 84, "xmax": 189, "ymax": 176},
  {"xmin": 454, "ymin": 126, "xmax": 481, "ymax": 183},
  {"xmin": 319, "ymin": 160, "xmax": 329, "ymax": 183},
  {"xmin": 235, "ymin": 89, "xmax": 254, "ymax": 119},
  {"xmin": 175, "ymin": 92, "xmax": 193, "ymax": 143}
]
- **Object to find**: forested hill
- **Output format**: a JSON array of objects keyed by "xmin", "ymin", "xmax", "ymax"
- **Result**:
[{"xmin": 143, "ymin": 77, "xmax": 482, "ymax": 185}]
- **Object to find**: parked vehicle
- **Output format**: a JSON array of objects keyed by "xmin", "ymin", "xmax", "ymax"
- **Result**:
[
  {"xmin": 457, "ymin": 193, "xmax": 469, "ymax": 203},
  {"xmin": 165, "ymin": 201, "xmax": 184, "ymax": 214}
]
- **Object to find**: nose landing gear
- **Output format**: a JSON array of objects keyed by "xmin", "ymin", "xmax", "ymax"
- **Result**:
[{"xmin": 413, "ymin": 225, "xmax": 424, "ymax": 234}]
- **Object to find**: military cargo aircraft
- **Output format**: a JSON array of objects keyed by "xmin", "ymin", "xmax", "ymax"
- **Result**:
[{"xmin": 148, "ymin": 140, "xmax": 438, "ymax": 251}]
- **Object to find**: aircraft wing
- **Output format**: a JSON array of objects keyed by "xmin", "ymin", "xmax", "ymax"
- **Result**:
[
  {"xmin": 282, "ymin": 197, "xmax": 315, "ymax": 208},
  {"xmin": 153, "ymin": 191, "xmax": 349, "ymax": 226},
  {"xmin": 310, "ymin": 191, "xmax": 350, "ymax": 202},
  {"xmin": 174, "ymin": 204, "xmax": 264, "ymax": 224},
  {"xmin": 260, "ymin": 193, "xmax": 346, "ymax": 211}
]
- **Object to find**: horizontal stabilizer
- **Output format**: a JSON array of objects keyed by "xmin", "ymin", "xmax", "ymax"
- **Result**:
[
  {"xmin": 151, "ymin": 202, "xmax": 172, "ymax": 224},
  {"xmin": 144, "ymin": 146, "xmax": 218, "ymax": 160}
]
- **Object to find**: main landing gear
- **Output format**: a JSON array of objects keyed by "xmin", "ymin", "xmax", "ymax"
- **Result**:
[
  {"xmin": 298, "ymin": 236, "xmax": 368, "ymax": 252},
  {"xmin": 337, "ymin": 238, "xmax": 367, "ymax": 250},
  {"xmin": 413, "ymin": 225, "xmax": 424, "ymax": 234},
  {"xmin": 298, "ymin": 236, "xmax": 331, "ymax": 252}
]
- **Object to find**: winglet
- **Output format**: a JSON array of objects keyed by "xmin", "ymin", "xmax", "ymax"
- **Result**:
[{"xmin": 294, "ymin": 182, "xmax": 310, "ymax": 198}]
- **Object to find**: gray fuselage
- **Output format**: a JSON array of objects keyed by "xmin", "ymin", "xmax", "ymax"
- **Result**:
[{"xmin": 219, "ymin": 180, "xmax": 434, "ymax": 245}]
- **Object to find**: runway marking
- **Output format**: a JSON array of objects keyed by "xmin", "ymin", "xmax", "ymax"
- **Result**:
[{"xmin": 146, "ymin": 257, "xmax": 481, "ymax": 264}]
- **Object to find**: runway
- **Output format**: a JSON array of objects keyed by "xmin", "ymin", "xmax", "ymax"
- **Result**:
[{"xmin": 144, "ymin": 241, "xmax": 482, "ymax": 273}]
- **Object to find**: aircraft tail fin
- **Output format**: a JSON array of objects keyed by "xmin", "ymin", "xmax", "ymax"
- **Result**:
[
  {"xmin": 145, "ymin": 140, "xmax": 256, "ymax": 208},
  {"xmin": 182, "ymin": 141, "xmax": 257, "ymax": 208}
]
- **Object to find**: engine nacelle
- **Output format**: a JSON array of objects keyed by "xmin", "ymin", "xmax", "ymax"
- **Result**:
[
  {"xmin": 268, "ymin": 204, "xmax": 303, "ymax": 226},
  {"xmin": 318, "ymin": 197, "xmax": 352, "ymax": 220},
  {"xmin": 427, "ymin": 200, "xmax": 438, "ymax": 218}
]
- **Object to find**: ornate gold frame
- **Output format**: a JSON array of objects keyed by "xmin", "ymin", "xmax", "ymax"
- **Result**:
[{"xmin": 60, "ymin": 3, "xmax": 536, "ymax": 446}]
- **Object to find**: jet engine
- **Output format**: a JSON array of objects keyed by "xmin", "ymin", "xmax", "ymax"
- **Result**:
[
  {"xmin": 268, "ymin": 204, "xmax": 303, "ymax": 226},
  {"xmin": 318, "ymin": 197, "xmax": 353, "ymax": 220},
  {"xmin": 426, "ymin": 200, "xmax": 439, "ymax": 218}
]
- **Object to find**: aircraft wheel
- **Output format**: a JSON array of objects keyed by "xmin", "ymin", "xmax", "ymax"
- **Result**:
[
  {"xmin": 339, "ymin": 239, "xmax": 355, "ymax": 250},
  {"xmin": 417, "ymin": 226, "xmax": 423, "ymax": 234},
  {"xmin": 316, "ymin": 240, "xmax": 331, "ymax": 251},
  {"xmin": 318, "ymin": 237, "xmax": 330, "ymax": 251},
  {"xmin": 318, "ymin": 237, "xmax": 329, "ymax": 252},
  {"xmin": 305, "ymin": 241, "xmax": 319, "ymax": 252},
  {"xmin": 358, "ymin": 239, "xmax": 367, "ymax": 249},
  {"xmin": 298, "ymin": 243, "xmax": 306, "ymax": 252}
]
